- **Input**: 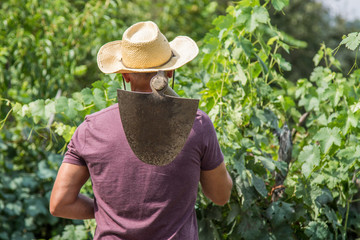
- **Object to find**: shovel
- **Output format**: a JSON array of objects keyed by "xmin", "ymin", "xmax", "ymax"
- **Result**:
[{"xmin": 117, "ymin": 71, "xmax": 199, "ymax": 166}]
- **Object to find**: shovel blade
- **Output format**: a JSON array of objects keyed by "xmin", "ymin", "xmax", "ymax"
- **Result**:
[{"xmin": 117, "ymin": 89, "xmax": 199, "ymax": 166}]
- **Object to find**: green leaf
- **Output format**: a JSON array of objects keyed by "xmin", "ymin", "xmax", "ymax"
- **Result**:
[
  {"xmin": 304, "ymin": 221, "xmax": 329, "ymax": 240},
  {"xmin": 316, "ymin": 187, "xmax": 333, "ymax": 205},
  {"xmin": 66, "ymin": 99, "xmax": 83, "ymax": 119},
  {"xmin": 55, "ymin": 96, "xmax": 69, "ymax": 113},
  {"xmin": 74, "ymin": 65, "xmax": 87, "ymax": 76},
  {"xmin": 61, "ymin": 225, "xmax": 89, "ymax": 240},
  {"xmin": 252, "ymin": 6, "xmax": 269, "ymax": 24},
  {"xmin": 313, "ymin": 127, "xmax": 341, "ymax": 153},
  {"xmin": 336, "ymin": 146, "xmax": 360, "ymax": 166},
  {"xmin": 198, "ymin": 219, "xmax": 217, "ymax": 240},
  {"xmin": 45, "ymin": 99, "xmax": 56, "ymax": 119},
  {"xmin": 213, "ymin": 14, "xmax": 234, "ymax": 30},
  {"xmin": 257, "ymin": 156, "xmax": 275, "ymax": 172},
  {"xmin": 278, "ymin": 95, "xmax": 295, "ymax": 112},
  {"xmin": 4, "ymin": 202, "xmax": 22, "ymax": 216},
  {"xmin": 298, "ymin": 145, "xmax": 320, "ymax": 178},
  {"xmin": 337, "ymin": 145, "xmax": 360, "ymax": 159},
  {"xmin": 24, "ymin": 217, "xmax": 36, "ymax": 231},
  {"xmin": 274, "ymin": 160, "xmax": 288, "ymax": 177},
  {"xmin": 273, "ymin": 53, "xmax": 291, "ymax": 71},
  {"xmin": 324, "ymin": 205, "xmax": 341, "ymax": 229},
  {"xmin": 54, "ymin": 122, "xmax": 76, "ymax": 142},
  {"xmin": 92, "ymin": 80, "xmax": 105, "ymax": 90},
  {"xmin": 343, "ymin": 112, "xmax": 358, "ymax": 134},
  {"xmin": 93, "ymin": 88, "xmax": 107, "ymax": 109},
  {"xmin": 239, "ymin": 37, "xmax": 253, "ymax": 57},
  {"xmin": 271, "ymin": 0, "xmax": 289, "ymax": 11},
  {"xmin": 37, "ymin": 160, "xmax": 56, "ymax": 179},
  {"xmin": 81, "ymin": 88, "xmax": 94, "ymax": 105},
  {"xmin": 227, "ymin": 203, "xmax": 241, "ymax": 224},
  {"xmin": 313, "ymin": 48, "xmax": 324, "ymax": 66},
  {"xmin": 251, "ymin": 109, "xmax": 268, "ymax": 127},
  {"xmin": 340, "ymin": 32, "xmax": 360, "ymax": 51},
  {"xmin": 237, "ymin": 6, "xmax": 269, "ymax": 32},
  {"xmin": 12, "ymin": 102, "xmax": 23, "ymax": 116},
  {"xmin": 107, "ymin": 80, "xmax": 121, "ymax": 99},
  {"xmin": 29, "ymin": 99, "xmax": 46, "ymax": 123},
  {"xmin": 234, "ymin": 64, "xmax": 247, "ymax": 85},
  {"xmin": 237, "ymin": 213, "xmax": 268, "ymax": 239},
  {"xmin": 266, "ymin": 201, "xmax": 294, "ymax": 227},
  {"xmin": 25, "ymin": 197, "xmax": 48, "ymax": 217},
  {"xmin": 306, "ymin": 97, "xmax": 319, "ymax": 111},
  {"xmin": 251, "ymin": 173, "xmax": 268, "ymax": 197}
]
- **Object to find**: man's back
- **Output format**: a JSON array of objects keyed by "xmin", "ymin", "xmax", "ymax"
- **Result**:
[
  {"xmin": 50, "ymin": 21, "xmax": 232, "ymax": 239},
  {"xmin": 63, "ymin": 104, "xmax": 223, "ymax": 239}
]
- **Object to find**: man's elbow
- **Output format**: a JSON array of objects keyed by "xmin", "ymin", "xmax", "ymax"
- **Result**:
[
  {"xmin": 49, "ymin": 200, "xmax": 61, "ymax": 217},
  {"xmin": 205, "ymin": 180, "xmax": 233, "ymax": 206},
  {"xmin": 212, "ymin": 196, "xmax": 230, "ymax": 206},
  {"xmin": 216, "ymin": 184, "xmax": 233, "ymax": 206},
  {"xmin": 49, "ymin": 195, "xmax": 68, "ymax": 217}
]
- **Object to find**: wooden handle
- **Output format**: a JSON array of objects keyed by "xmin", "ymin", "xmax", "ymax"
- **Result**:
[{"xmin": 150, "ymin": 71, "xmax": 179, "ymax": 97}]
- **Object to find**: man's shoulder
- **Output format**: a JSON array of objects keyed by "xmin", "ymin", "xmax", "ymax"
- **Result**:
[
  {"xmin": 77, "ymin": 104, "xmax": 120, "ymax": 132},
  {"xmin": 195, "ymin": 109, "xmax": 212, "ymax": 126},
  {"xmin": 84, "ymin": 103, "xmax": 119, "ymax": 121}
]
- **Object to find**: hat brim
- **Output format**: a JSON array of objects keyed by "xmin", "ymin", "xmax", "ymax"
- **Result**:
[{"xmin": 97, "ymin": 36, "xmax": 199, "ymax": 74}]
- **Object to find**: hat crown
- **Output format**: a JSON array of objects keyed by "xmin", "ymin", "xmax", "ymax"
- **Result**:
[{"xmin": 120, "ymin": 21, "xmax": 172, "ymax": 69}]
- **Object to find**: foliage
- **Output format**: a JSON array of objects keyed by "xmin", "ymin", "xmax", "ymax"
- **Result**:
[
  {"xmin": 199, "ymin": 1, "xmax": 360, "ymax": 239},
  {"xmin": 0, "ymin": 0, "xmax": 229, "ymax": 238},
  {"xmin": 2, "ymin": 0, "xmax": 360, "ymax": 239},
  {"xmin": 270, "ymin": 0, "xmax": 360, "ymax": 81},
  {"xmin": 194, "ymin": 0, "xmax": 360, "ymax": 239}
]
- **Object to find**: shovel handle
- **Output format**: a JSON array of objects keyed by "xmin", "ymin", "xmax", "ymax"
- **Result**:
[{"xmin": 150, "ymin": 71, "xmax": 179, "ymax": 97}]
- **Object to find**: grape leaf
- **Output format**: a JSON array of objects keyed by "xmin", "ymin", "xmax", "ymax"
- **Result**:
[
  {"xmin": 251, "ymin": 173, "xmax": 268, "ymax": 197},
  {"xmin": 304, "ymin": 221, "xmax": 329, "ymax": 239},
  {"xmin": 271, "ymin": 0, "xmax": 289, "ymax": 11},
  {"xmin": 55, "ymin": 96, "xmax": 68, "ymax": 113},
  {"xmin": 93, "ymin": 88, "xmax": 107, "ymax": 109},
  {"xmin": 298, "ymin": 145, "xmax": 320, "ymax": 178},
  {"xmin": 81, "ymin": 88, "xmax": 94, "ymax": 105},
  {"xmin": 29, "ymin": 99, "xmax": 45, "ymax": 123},
  {"xmin": 340, "ymin": 32, "xmax": 360, "ymax": 51},
  {"xmin": 266, "ymin": 201, "xmax": 295, "ymax": 227},
  {"xmin": 313, "ymin": 127, "xmax": 341, "ymax": 153},
  {"xmin": 237, "ymin": 6, "xmax": 269, "ymax": 32}
]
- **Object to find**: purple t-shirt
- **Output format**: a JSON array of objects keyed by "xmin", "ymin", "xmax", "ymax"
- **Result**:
[{"xmin": 63, "ymin": 103, "xmax": 223, "ymax": 240}]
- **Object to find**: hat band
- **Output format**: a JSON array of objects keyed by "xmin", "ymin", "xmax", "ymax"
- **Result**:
[{"xmin": 121, "ymin": 51, "xmax": 175, "ymax": 70}]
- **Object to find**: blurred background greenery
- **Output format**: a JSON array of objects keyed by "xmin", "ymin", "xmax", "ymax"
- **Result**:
[{"xmin": 1, "ymin": 0, "xmax": 359, "ymax": 239}]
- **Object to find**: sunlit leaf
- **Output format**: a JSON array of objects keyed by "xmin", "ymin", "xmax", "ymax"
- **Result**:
[
  {"xmin": 304, "ymin": 221, "xmax": 329, "ymax": 239},
  {"xmin": 271, "ymin": 0, "xmax": 289, "ymax": 11},
  {"xmin": 251, "ymin": 173, "xmax": 268, "ymax": 197},
  {"xmin": 313, "ymin": 127, "xmax": 341, "ymax": 153},
  {"xmin": 298, "ymin": 145, "xmax": 320, "ymax": 178},
  {"xmin": 266, "ymin": 201, "xmax": 295, "ymax": 227},
  {"xmin": 340, "ymin": 32, "xmax": 360, "ymax": 51}
]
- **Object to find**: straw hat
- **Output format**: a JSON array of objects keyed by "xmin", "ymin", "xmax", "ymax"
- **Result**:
[{"xmin": 97, "ymin": 21, "xmax": 199, "ymax": 73}]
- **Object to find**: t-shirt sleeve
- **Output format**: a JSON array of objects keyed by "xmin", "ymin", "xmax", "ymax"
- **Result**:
[
  {"xmin": 63, "ymin": 121, "xmax": 87, "ymax": 166},
  {"xmin": 200, "ymin": 111, "xmax": 224, "ymax": 170}
]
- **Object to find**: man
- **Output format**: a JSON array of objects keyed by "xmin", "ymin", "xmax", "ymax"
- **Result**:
[{"xmin": 50, "ymin": 21, "xmax": 233, "ymax": 239}]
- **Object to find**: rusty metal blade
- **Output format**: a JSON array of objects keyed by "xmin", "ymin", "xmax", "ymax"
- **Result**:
[{"xmin": 117, "ymin": 89, "xmax": 199, "ymax": 166}]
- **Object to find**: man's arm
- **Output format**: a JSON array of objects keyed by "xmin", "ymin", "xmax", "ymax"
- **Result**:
[
  {"xmin": 200, "ymin": 162, "xmax": 233, "ymax": 206},
  {"xmin": 49, "ymin": 163, "xmax": 94, "ymax": 219}
]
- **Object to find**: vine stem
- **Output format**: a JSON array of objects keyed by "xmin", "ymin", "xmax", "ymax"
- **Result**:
[
  {"xmin": 343, "ymin": 199, "xmax": 350, "ymax": 239},
  {"xmin": 83, "ymin": 104, "xmax": 95, "ymax": 110},
  {"xmin": 0, "ymin": 108, "xmax": 13, "ymax": 130},
  {"xmin": 219, "ymin": 70, "xmax": 230, "ymax": 119},
  {"xmin": 347, "ymin": 50, "xmax": 358, "ymax": 75}
]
